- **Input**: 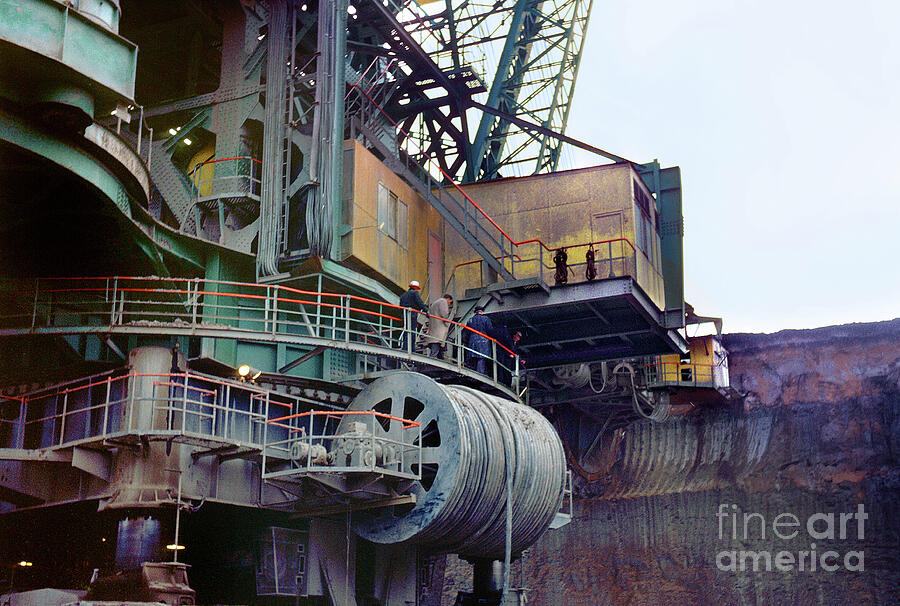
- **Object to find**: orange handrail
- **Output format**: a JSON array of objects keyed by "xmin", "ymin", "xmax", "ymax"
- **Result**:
[
  {"xmin": 268, "ymin": 410, "xmax": 421, "ymax": 429},
  {"xmin": 350, "ymin": 84, "xmax": 638, "ymax": 266},
  {"xmin": 350, "ymin": 84, "xmax": 515, "ymax": 244},
  {"xmin": 186, "ymin": 156, "xmax": 262, "ymax": 179},
  {"xmin": 15, "ymin": 276, "xmax": 519, "ymax": 359},
  {"xmin": 451, "ymin": 236, "xmax": 638, "ymax": 276},
  {"xmin": 642, "ymin": 361, "xmax": 720, "ymax": 370},
  {"xmin": 198, "ymin": 156, "xmax": 262, "ymax": 166}
]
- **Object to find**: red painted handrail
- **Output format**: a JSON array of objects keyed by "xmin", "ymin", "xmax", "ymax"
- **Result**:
[
  {"xmin": 12, "ymin": 276, "xmax": 518, "ymax": 358},
  {"xmin": 268, "ymin": 410, "xmax": 421, "ymax": 430},
  {"xmin": 451, "ymin": 236, "xmax": 638, "ymax": 276}
]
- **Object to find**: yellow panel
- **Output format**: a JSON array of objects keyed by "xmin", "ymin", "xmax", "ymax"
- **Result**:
[
  {"xmin": 651, "ymin": 336, "xmax": 723, "ymax": 387},
  {"xmin": 343, "ymin": 140, "xmax": 443, "ymax": 296},
  {"xmin": 186, "ymin": 145, "xmax": 215, "ymax": 197},
  {"xmin": 443, "ymin": 165, "xmax": 666, "ymax": 308},
  {"xmin": 688, "ymin": 336, "xmax": 717, "ymax": 367}
]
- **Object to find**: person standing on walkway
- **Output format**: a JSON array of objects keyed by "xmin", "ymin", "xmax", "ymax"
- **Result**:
[
  {"xmin": 424, "ymin": 294, "xmax": 453, "ymax": 359},
  {"xmin": 464, "ymin": 306, "xmax": 494, "ymax": 375},
  {"xmin": 497, "ymin": 328, "xmax": 523, "ymax": 386},
  {"xmin": 398, "ymin": 280, "xmax": 428, "ymax": 353}
]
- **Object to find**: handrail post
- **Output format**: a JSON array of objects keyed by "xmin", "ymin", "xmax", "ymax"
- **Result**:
[
  {"xmin": 59, "ymin": 391, "xmax": 68, "ymax": 447},
  {"xmin": 111, "ymin": 277, "xmax": 118, "ymax": 325},
  {"xmin": 399, "ymin": 416, "xmax": 405, "ymax": 473},
  {"xmin": 456, "ymin": 328, "xmax": 462, "ymax": 369},
  {"xmin": 261, "ymin": 397, "xmax": 269, "ymax": 488},
  {"xmin": 344, "ymin": 295, "xmax": 351, "ymax": 343},
  {"xmin": 261, "ymin": 393, "xmax": 269, "ymax": 450},
  {"xmin": 191, "ymin": 278, "xmax": 200, "ymax": 327},
  {"xmin": 102, "ymin": 376, "xmax": 111, "ymax": 437},
  {"xmin": 308, "ymin": 412, "xmax": 315, "ymax": 471},
  {"xmin": 146, "ymin": 127, "xmax": 153, "ymax": 172},
  {"xmin": 137, "ymin": 105, "xmax": 144, "ymax": 154},
  {"xmin": 492, "ymin": 341, "xmax": 497, "ymax": 383},
  {"xmin": 127, "ymin": 373, "xmax": 135, "ymax": 432},
  {"xmin": 370, "ymin": 412, "xmax": 376, "ymax": 472},
  {"xmin": 539, "ymin": 245, "xmax": 544, "ymax": 283},
  {"xmin": 180, "ymin": 373, "xmax": 188, "ymax": 433},
  {"xmin": 31, "ymin": 278, "xmax": 39, "ymax": 330},
  {"xmin": 272, "ymin": 285, "xmax": 279, "ymax": 334},
  {"xmin": 263, "ymin": 285, "xmax": 271, "ymax": 333},
  {"xmin": 407, "ymin": 311, "xmax": 413, "ymax": 356},
  {"xmin": 513, "ymin": 356, "xmax": 520, "ymax": 395},
  {"xmin": 608, "ymin": 240, "xmax": 614, "ymax": 278},
  {"xmin": 17, "ymin": 399, "xmax": 26, "ymax": 448},
  {"xmin": 223, "ymin": 384, "xmax": 231, "ymax": 441}
]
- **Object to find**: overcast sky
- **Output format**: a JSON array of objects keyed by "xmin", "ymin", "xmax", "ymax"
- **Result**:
[{"xmin": 563, "ymin": 0, "xmax": 899, "ymax": 333}]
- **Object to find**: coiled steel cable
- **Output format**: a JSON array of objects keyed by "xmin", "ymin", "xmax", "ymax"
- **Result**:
[{"xmin": 346, "ymin": 373, "xmax": 566, "ymax": 561}]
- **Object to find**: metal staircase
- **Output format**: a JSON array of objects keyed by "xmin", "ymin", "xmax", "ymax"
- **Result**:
[
  {"xmin": 148, "ymin": 139, "xmax": 195, "ymax": 231},
  {"xmin": 348, "ymin": 88, "xmax": 517, "ymax": 284}
]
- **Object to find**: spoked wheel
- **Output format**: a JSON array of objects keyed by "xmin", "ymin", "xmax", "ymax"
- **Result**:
[{"xmin": 340, "ymin": 372, "xmax": 567, "ymax": 559}]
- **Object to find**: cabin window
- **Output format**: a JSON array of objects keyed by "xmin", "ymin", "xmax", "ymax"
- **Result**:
[
  {"xmin": 635, "ymin": 205, "xmax": 654, "ymax": 262},
  {"xmin": 634, "ymin": 181, "xmax": 658, "ymax": 268},
  {"xmin": 377, "ymin": 183, "xmax": 397, "ymax": 239}
]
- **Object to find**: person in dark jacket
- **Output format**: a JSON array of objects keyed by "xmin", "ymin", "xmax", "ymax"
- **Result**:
[
  {"xmin": 497, "ymin": 328, "xmax": 523, "ymax": 386},
  {"xmin": 464, "ymin": 307, "xmax": 495, "ymax": 375},
  {"xmin": 398, "ymin": 280, "xmax": 428, "ymax": 353},
  {"xmin": 399, "ymin": 280, "xmax": 428, "ymax": 312}
]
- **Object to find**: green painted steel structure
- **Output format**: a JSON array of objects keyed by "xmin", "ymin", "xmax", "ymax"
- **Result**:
[
  {"xmin": 0, "ymin": 0, "xmax": 685, "ymax": 398},
  {"xmin": 401, "ymin": 0, "xmax": 593, "ymax": 182},
  {"xmin": 0, "ymin": 0, "xmax": 137, "ymax": 108}
]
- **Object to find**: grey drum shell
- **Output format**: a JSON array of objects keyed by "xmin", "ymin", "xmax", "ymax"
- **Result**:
[{"xmin": 341, "ymin": 372, "xmax": 566, "ymax": 559}]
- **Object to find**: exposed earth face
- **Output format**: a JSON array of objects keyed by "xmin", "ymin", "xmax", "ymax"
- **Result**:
[{"xmin": 432, "ymin": 319, "xmax": 900, "ymax": 606}]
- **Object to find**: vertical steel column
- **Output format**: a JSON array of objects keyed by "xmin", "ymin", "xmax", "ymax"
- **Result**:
[{"xmin": 329, "ymin": 0, "xmax": 348, "ymax": 258}]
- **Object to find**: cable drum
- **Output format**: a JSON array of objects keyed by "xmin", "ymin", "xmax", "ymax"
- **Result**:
[{"xmin": 340, "ymin": 372, "xmax": 566, "ymax": 559}]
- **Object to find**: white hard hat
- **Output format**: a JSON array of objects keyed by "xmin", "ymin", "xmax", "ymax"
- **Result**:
[{"xmin": 409, "ymin": 280, "xmax": 420, "ymax": 289}]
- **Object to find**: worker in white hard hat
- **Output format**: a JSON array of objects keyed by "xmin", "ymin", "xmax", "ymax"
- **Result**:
[{"xmin": 398, "ymin": 280, "xmax": 428, "ymax": 354}]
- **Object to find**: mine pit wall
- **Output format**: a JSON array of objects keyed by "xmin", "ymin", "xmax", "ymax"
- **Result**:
[{"xmin": 434, "ymin": 320, "xmax": 900, "ymax": 605}]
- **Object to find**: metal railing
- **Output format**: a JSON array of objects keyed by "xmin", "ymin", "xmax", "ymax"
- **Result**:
[
  {"xmin": 0, "ymin": 370, "xmax": 423, "ymax": 485},
  {"xmin": 348, "ymin": 84, "xmax": 518, "ymax": 279},
  {"xmin": 348, "ymin": 85, "xmax": 665, "ymax": 299},
  {"xmin": 262, "ymin": 410, "xmax": 421, "ymax": 482},
  {"xmin": 0, "ymin": 369, "xmax": 297, "ymax": 451},
  {"xmin": 0, "ymin": 277, "xmax": 521, "ymax": 394},
  {"xmin": 446, "ymin": 236, "xmax": 646, "ymax": 294},
  {"xmin": 181, "ymin": 156, "xmax": 262, "ymax": 240},
  {"xmin": 188, "ymin": 156, "xmax": 262, "ymax": 201},
  {"xmin": 643, "ymin": 361, "xmax": 719, "ymax": 389},
  {"xmin": 101, "ymin": 103, "xmax": 154, "ymax": 173}
]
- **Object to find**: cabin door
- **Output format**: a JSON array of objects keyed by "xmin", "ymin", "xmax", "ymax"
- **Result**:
[{"xmin": 591, "ymin": 211, "xmax": 625, "ymax": 277}]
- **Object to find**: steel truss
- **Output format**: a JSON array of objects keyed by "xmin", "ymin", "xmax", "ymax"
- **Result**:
[{"xmin": 400, "ymin": 0, "xmax": 593, "ymax": 182}]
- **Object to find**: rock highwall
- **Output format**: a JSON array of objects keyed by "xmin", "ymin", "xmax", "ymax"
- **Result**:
[{"xmin": 438, "ymin": 319, "xmax": 900, "ymax": 605}]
